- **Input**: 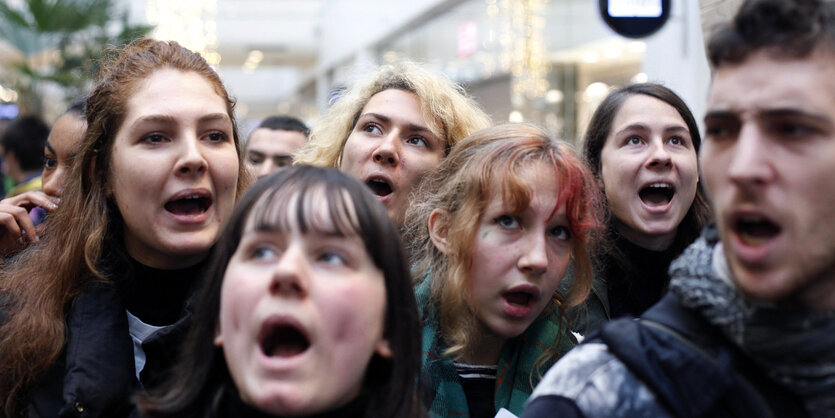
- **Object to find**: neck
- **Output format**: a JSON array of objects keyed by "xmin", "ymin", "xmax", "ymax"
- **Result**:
[
  {"xmin": 459, "ymin": 320, "xmax": 505, "ymax": 365},
  {"xmin": 125, "ymin": 257, "xmax": 204, "ymax": 326},
  {"xmin": 615, "ymin": 223, "xmax": 676, "ymax": 251}
]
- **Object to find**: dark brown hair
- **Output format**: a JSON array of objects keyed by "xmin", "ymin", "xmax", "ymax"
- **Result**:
[
  {"xmin": 708, "ymin": 0, "xmax": 835, "ymax": 68},
  {"xmin": 0, "ymin": 39, "xmax": 249, "ymax": 416},
  {"xmin": 582, "ymin": 83, "xmax": 711, "ymax": 256},
  {"xmin": 139, "ymin": 166, "xmax": 422, "ymax": 418}
]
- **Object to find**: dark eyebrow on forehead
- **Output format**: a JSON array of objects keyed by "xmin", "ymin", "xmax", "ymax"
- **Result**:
[
  {"xmin": 361, "ymin": 112, "xmax": 432, "ymax": 134},
  {"xmin": 614, "ymin": 123, "xmax": 650, "ymax": 136},
  {"xmin": 247, "ymin": 149, "xmax": 265, "ymax": 157},
  {"xmin": 199, "ymin": 113, "xmax": 232, "ymax": 124},
  {"xmin": 704, "ymin": 110, "xmax": 737, "ymax": 121},
  {"xmin": 759, "ymin": 108, "xmax": 833, "ymax": 126},
  {"xmin": 46, "ymin": 141, "xmax": 56, "ymax": 154},
  {"xmin": 129, "ymin": 114, "xmax": 176, "ymax": 128}
]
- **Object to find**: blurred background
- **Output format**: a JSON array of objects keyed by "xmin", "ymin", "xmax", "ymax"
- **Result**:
[{"xmin": 0, "ymin": 0, "xmax": 739, "ymax": 143}]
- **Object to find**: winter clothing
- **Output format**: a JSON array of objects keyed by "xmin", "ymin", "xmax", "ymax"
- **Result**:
[
  {"xmin": 416, "ymin": 275, "xmax": 575, "ymax": 417},
  {"xmin": 524, "ymin": 225, "xmax": 833, "ymax": 417},
  {"xmin": 562, "ymin": 231, "xmax": 683, "ymax": 336},
  {"xmin": 25, "ymin": 255, "xmax": 205, "ymax": 418}
]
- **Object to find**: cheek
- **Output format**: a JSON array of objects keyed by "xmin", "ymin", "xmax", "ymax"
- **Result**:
[{"xmin": 323, "ymin": 282, "xmax": 387, "ymax": 348}]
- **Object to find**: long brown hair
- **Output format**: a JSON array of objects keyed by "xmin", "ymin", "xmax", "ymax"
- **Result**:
[{"xmin": 0, "ymin": 39, "xmax": 250, "ymax": 416}]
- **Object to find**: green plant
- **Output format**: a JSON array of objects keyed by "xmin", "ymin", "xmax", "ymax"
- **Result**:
[{"xmin": 0, "ymin": 0, "xmax": 152, "ymax": 114}]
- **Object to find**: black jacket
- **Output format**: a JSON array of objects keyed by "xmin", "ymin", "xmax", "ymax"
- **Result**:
[
  {"xmin": 524, "ymin": 293, "xmax": 807, "ymax": 417},
  {"xmin": 26, "ymin": 279, "xmax": 192, "ymax": 418}
]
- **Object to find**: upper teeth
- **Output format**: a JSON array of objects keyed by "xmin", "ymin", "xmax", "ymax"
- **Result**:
[
  {"xmin": 647, "ymin": 183, "xmax": 671, "ymax": 189},
  {"xmin": 184, "ymin": 195, "xmax": 202, "ymax": 200}
]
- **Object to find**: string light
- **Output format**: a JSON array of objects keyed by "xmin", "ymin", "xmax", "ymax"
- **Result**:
[{"xmin": 145, "ymin": 0, "xmax": 220, "ymax": 65}]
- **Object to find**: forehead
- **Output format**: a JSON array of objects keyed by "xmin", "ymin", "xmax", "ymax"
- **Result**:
[
  {"xmin": 362, "ymin": 89, "xmax": 437, "ymax": 127},
  {"xmin": 48, "ymin": 113, "xmax": 86, "ymax": 151},
  {"xmin": 123, "ymin": 69, "xmax": 229, "ymax": 122},
  {"xmin": 708, "ymin": 50, "xmax": 835, "ymax": 116},
  {"xmin": 611, "ymin": 94, "xmax": 685, "ymax": 130},
  {"xmin": 247, "ymin": 129, "xmax": 306, "ymax": 153}
]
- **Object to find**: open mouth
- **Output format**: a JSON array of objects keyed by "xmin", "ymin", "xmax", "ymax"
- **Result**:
[
  {"xmin": 504, "ymin": 291, "xmax": 534, "ymax": 307},
  {"xmin": 734, "ymin": 215, "xmax": 781, "ymax": 246},
  {"xmin": 259, "ymin": 323, "xmax": 310, "ymax": 358},
  {"xmin": 639, "ymin": 183, "xmax": 675, "ymax": 207},
  {"xmin": 164, "ymin": 194, "xmax": 211, "ymax": 215},
  {"xmin": 365, "ymin": 178, "xmax": 393, "ymax": 197}
]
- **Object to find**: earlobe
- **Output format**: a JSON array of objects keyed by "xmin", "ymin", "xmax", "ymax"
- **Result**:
[
  {"xmin": 213, "ymin": 326, "xmax": 223, "ymax": 347},
  {"xmin": 428, "ymin": 209, "xmax": 451, "ymax": 255},
  {"xmin": 375, "ymin": 338, "xmax": 393, "ymax": 359}
]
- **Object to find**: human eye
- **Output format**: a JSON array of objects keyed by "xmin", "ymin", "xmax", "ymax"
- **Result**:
[
  {"xmin": 549, "ymin": 225, "xmax": 572, "ymax": 241},
  {"xmin": 251, "ymin": 245, "xmax": 277, "ymax": 260},
  {"xmin": 494, "ymin": 215, "xmax": 520, "ymax": 230},
  {"xmin": 405, "ymin": 136, "xmax": 428, "ymax": 148},
  {"xmin": 247, "ymin": 153, "xmax": 264, "ymax": 164},
  {"xmin": 317, "ymin": 250, "xmax": 347, "ymax": 266},
  {"xmin": 361, "ymin": 122, "xmax": 382, "ymax": 135},
  {"xmin": 703, "ymin": 115, "xmax": 738, "ymax": 141},
  {"xmin": 624, "ymin": 136, "xmax": 643, "ymax": 146},
  {"xmin": 141, "ymin": 133, "xmax": 167, "ymax": 144},
  {"xmin": 204, "ymin": 131, "xmax": 229, "ymax": 143},
  {"xmin": 773, "ymin": 120, "xmax": 818, "ymax": 138},
  {"xmin": 42, "ymin": 156, "xmax": 57, "ymax": 170},
  {"xmin": 668, "ymin": 136, "xmax": 688, "ymax": 147}
]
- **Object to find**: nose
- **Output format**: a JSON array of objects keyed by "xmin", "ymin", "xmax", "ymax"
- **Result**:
[
  {"xmin": 42, "ymin": 168, "xmax": 64, "ymax": 197},
  {"xmin": 175, "ymin": 136, "xmax": 208, "ymax": 176},
  {"xmin": 269, "ymin": 246, "xmax": 309, "ymax": 298},
  {"xmin": 646, "ymin": 139, "xmax": 672, "ymax": 169},
  {"xmin": 256, "ymin": 160, "xmax": 275, "ymax": 179},
  {"xmin": 518, "ymin": 231, "xmax": 548, "ymax": 276},
  {"xmin": 372, "ymin": 132, "xmax": 401, "ymax": 167},
  {"xmin": 727, "ymin": 124, "xmax": 773, "ymax": 190}
]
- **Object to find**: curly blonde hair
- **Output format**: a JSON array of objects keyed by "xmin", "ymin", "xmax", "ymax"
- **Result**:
[
  {"xmin": 294, "ymin": 62, "xmax": 491, "ymax": 168},
  {"xmin": 403, "ymin": 123, "xmax": 603, "ymax": 360}
]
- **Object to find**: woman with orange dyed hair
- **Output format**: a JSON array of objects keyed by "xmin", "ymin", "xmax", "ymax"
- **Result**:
[{"xmin": 403, "ymin": 123, "xmax": 602, "ymax": 417}]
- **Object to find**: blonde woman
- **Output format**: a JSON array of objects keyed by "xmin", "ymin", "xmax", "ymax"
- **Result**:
[{"xmin": 295, "ymin": 62, "xmax": 490, "ymax": 226}]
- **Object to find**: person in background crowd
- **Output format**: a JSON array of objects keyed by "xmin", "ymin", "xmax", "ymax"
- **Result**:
[
  {"xmin": 0, "ymin": 98, "xmax": 87, "ymax": 256},
  {"xmin": 245, "ymin": 115, "xmax": 309, "ymax": 180},
  {"xmin": 563, "ymin": 83, "xmax": 711, "ymax": 336},
  {"xmin": 294, "ymin": 61, "xmax": 491, "ymax": 227},
  {"xmin": 403, "ymin": 123, "xmax": 601, "ymax": 417},
  {"xmin": 524, "ymin": 0, "xmax": 835, "ymax": 416},
  {"xmin": 0, "ymin": 39, "xmax": 249, "ymax": 417},
  {"xmin": 0, "ymin": 115, "xmax": 49, "ymax": 199},
  {"xmin": 138, "ymin": 166, "xmax": 423, "ymax": 418}
]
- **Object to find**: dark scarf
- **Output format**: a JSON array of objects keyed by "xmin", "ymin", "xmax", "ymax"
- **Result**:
[{"xmin": 668, "ymin": 226, "xmax": 835, "ymax": 416}]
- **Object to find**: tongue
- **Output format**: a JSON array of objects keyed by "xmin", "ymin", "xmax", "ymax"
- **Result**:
[
  {"xmin": 639, "ymin": 189, "xmax": 671, "ymax": 206},
  {"xmin": 165, "ymin": 199, "xmax": 204, "ymax": 215},
  {"xmin": 505, "ymin": 292, "xmax": 531, "ymax": 306}
]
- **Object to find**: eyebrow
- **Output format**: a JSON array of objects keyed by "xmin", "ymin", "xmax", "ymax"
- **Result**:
[
  {"xmin": 45, "ymin": 141, "xmax": 55, "ymax": 154},
  {"xmin": 129, "ymin": 113, "xmax": 231, "ymax": 129},
  {"xmin": 706, "ymin": 108, "xmax": 832, "ymax": 124},
  {"xmin": 615, "ymin": 123, "xmax": 689, "ymax": 136},
  {"xmin": 360, "ymin": 112, "xmax": 433, "ymax": 135}
]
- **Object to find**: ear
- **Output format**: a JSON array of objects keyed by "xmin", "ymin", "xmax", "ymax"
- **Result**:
[
  {"xmin": 374, "ymin": 337, "xmax": 393, "ymax": 359},
  {"xmin": 213, "ymin": 324, "xmax": 223, "ymax": 347},
  {"xmin": 428, "ymin": 208, "xmax": 451, "ymax": 255}
]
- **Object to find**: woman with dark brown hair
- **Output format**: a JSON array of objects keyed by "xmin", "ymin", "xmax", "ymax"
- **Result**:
[
  {"xmin": 0, "ymin": 39, "xmax": 249, "ymax": 417},
  {"xmin": 566, "ymin": 83, "xmax": 711, "ymax": 335}
]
